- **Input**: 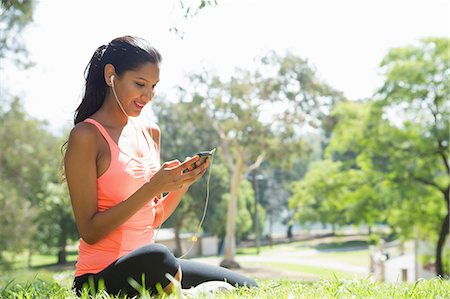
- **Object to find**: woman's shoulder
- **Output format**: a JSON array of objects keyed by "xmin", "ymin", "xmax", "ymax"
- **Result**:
[
  {"xmin": 138, "ymin": 116, "xmax": 160, "ymax": 139},
  {"xmin": 147, "ymin": 122, "xmax": 160, "ymax": 136},
  {"xmin": 68, "ymin": 121, "xmax": 101, "ymax": 145},
  {"xmin": 65, "ymin": 121, "xmax": 102, "ymax": 161}
]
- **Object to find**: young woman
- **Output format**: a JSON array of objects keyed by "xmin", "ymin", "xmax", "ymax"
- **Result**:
[{"xmin": 64, "ymin": 35, "xmax": 257, "ymax": 297}]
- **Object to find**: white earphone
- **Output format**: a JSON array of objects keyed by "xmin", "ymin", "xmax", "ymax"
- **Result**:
[
  {"xmin": 109, "ymin": 74, "xmax": 130, "ymax": 118},
  {"xmin": 108, "ymin": 74, "xmax": 214, "ymax": 259}
]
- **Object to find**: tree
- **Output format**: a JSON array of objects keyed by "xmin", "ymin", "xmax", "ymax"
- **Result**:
[
  {"xmin": 0, "ymin": 0, "xmax": 36, "ymax": 68},
  {"xmin": 169, "ymin": 0, "xmax": 218, "ymax": 39},
  {"xmin": 290, "ymin": 37, "xmax": 449, "ymax": 276},
  {"xmin": 34, "ymin": 181, "xmax": 78, "ymax": 265},
  {"xmin": 290, "ymin": 102, "xmax": 392, "ymax": 236},
  {"xmin": 375, "ymin": 37, "xmax": 449, "ymax": 276},
  {"xmin": 0, "ymin": 178, "xmax": 36, "ymax": 267},
  {"xmin": 0, "ymin": 98, "xmax": 56, "ymax": 264},
  {"xmin": 152, "ymin": 99, "xmax": 231, "ymax": 256},
  {"xmin": 178, "ymin": 51, "xmax": 345, "ymax": 268},
  {"xmin": 154, "ymin": 97, "xmax": 260, "ymax": 256},
  {"xmin": 263, "ymin": 133, "xmax": 322, "ymax": 237}
]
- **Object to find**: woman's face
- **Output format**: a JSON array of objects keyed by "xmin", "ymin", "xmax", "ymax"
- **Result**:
[{"xmin": 112, "ymin": 62, "xmax": 160, "ymax": 117}]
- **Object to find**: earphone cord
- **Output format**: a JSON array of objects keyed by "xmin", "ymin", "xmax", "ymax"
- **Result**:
[
  {"xmin": 110, "ymin": 77, "xmax": 143, "ymax": 153},
  {"xmin": 111, "ymin": 77, "xmax": 164, "ymax": 211},
  {"xmin": 111, "ymin": 79, "xmax": 128, "ymax": 119},
  {"xmin": 111, "ymin": 78, "xmax": 214, "ymax": 258},
  {"xmin": 178, "ymin": 152, "xmax": 214, "ymax": 259},
  {"xmin": 154, "ymin": 152, "xmax": 215, "ymax": 259}
]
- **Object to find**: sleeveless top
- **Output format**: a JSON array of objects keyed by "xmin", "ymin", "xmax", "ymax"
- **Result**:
[{"xmin": 75, "ymin": 118, "xmax": 160, "ymax": 277}]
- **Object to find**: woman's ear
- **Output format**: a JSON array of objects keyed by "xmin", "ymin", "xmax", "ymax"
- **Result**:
[{"xmin": 104, "ymin": 64, "xmax": 116, "ymax": 86}]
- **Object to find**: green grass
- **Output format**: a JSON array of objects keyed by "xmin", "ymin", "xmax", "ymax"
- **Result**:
[
  {"xmin": 312, "ymin": 239, "xmax": 368, "ymax": 250},
  {"xmin": 236, "ymin": 244, "xmax": 311, "ymax": 255},
  {"xmin": 241, "ymin": 261, "xmax": 358, "ymax": 278},
  {"xmin": 1, "ymin": 251, "xmax": 78, "ymax": 270},
  {"xmin": 235, "ymin": 237, "xmax": 370, "ymax": 256},
  {"xmin": 307, "ymin": 249, "xmax": 370, "ymax": 266},
  {"xmin": 236, "ymin": 239, "xmax": 370, "ymax": 269},
  {"xmin": 1, "ymin": 276, "xmax": 449, "ymax": 298},
  {"xmin": 1, "ymin": 236, "xmax": 448, "ymax": 298}
]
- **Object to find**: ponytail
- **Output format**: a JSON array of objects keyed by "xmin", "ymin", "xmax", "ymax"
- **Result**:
[{"xmin": 74, "ymin": 44, "xmax": 108, "ymax": 125}]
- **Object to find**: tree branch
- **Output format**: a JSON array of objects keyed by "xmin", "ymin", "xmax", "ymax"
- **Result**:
[
  {"xmin": 427, "ymin": 94, "xmax": 450, "ymax": 176},
  {"xmin": 207, "ymin": 114, "xmax": 234, "ymax": 171},
  {"xmin": 248, "ymin": 153, "xmax": 265, "ymax": 173},
  {"xmin": 411, "ymin": 175, "xmax": 444, "ymax": 193},
  {"xmin": 439, "ymin": 150, "xmax": 450, "ymax": 175}
]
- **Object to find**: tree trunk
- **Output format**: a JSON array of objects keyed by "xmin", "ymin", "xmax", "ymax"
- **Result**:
[
  {"xmin": 269, "ymin": 214, "xmax": 273, "ymax": 247},
  {"xmin": 57, "ymin": 222, "xmax": 67, "ymax": 265},
  {"xmin": 174, "ymin": 219, "xmax": 183, "ymax": 257},
  {"xmin": 27, "ymin": 245, "xmax": 33, "ymax": 269},
  {"xmin": 252, "ymin": 169, "xmax": 260, "ymax": 254},
  {"xmin": 57, "ymin": 237, "xmax": 67, "ymax": 265},
  {"xmin": 435, "ymin": 212, "xmax": 449, "ymax": 276},
  {"xmin": 220, "ymin": 154, "xmax": 244, "ymax": 269},
  {"xmin": 436, "ymin": 186, "xmax": 449, "ymax": 276}
]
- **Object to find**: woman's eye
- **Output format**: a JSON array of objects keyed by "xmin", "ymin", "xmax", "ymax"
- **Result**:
[
  {"xmin": 152, "ymin": 84, "xmax": 157, "ymax": 89},
  {"xmin": 136, "ymin": 82, "xmax": 145, "ymax": 87}
]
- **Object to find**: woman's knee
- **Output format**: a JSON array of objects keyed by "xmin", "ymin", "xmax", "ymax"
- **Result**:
[
  {"xmin": 129, "ymin": 243, "xmax": 179, "ymax": 272},
  {"xmin": 114, "ymin": 244, "xmax": 180, "ymax": 289}
]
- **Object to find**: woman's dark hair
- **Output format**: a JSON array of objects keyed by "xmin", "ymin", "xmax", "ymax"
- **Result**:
[{"xmin": 74, "ymin": 35, "xmax": 162, "ymax": 125}]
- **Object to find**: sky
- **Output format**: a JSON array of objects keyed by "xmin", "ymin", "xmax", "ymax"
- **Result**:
[{"xmin": 2, "ymin": 0, "xmax": 449, "ymax": 133}]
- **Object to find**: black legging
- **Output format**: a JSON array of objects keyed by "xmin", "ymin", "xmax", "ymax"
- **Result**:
[{"xmin": 73, "ymin": 243, "xmax": 257, "ymax": 297}]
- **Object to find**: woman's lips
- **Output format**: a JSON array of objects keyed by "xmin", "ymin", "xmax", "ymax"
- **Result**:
[{"xmin": 135, "ymin": 101, "xmax": 145, "ymax": 110}]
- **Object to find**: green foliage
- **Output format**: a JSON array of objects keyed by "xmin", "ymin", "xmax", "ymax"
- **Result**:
[
  {"xmin": 289, "ymin": 37, "xmax": 450, "ymax": 275},
  {"xmin": 0, "ymin": 179, "xmax": 36, "ymax": 266},
  {"xmin": 374, "ymin": 37, "xmax": 449, "ymax": 275},
  {"xmin": 176, "ymin": 51, "xmax": 345, "ymax": 260},
  {"xmin": 235, "ymin": 179, "xmax": 256, "ymax": 240},
  {"xmin": 181, "ymin": 50, "xmax": 344, "ymax": 171},
  {"xmin": 34, "ymin": 182, "xmax": 78, "ymax": 258},
  {"xmin": 257, "ymin": 50, "xmax": 346, "ymax": 148},
  {"xmin": 169, "ymin": 0, "xmax": 218, "ymax": 39},
  {"xmin": 153, "ymin": 99, "xmax": 231, "ymax": 238},
  {"xmin": 0, "ymin": 98, "xmax": 52, "ymax": 260},
  {"xmin": 0, "ymin": 0, "xmax": 36, "ymax": 68},
  {"xmin": 0, "ymin": 98, "xmax": 76, "ymax": 265}
]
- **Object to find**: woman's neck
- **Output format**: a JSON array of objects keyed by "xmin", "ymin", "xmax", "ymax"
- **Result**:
[{"xmin": 93, "ymin": 95, "xmax": 129, "ymax": 127}]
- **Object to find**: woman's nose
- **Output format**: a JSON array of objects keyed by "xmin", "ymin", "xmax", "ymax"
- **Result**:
[{"xmin": 142, "ymin": 89, "xmax": 154, "ymax": 102}]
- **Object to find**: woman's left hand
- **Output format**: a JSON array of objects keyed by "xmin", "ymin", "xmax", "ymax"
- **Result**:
[{"xmin": 181, "ymin": 155, "xmax": 210, "ymax": 189}]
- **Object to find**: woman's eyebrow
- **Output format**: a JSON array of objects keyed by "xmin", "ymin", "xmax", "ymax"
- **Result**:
[
  {"xmin": 136, "ymin": 76, "xmax": 150, "ymax": 82},
  {"xmin": 136, "ymin": 76, "xmax": 159, "ymax": 84}
]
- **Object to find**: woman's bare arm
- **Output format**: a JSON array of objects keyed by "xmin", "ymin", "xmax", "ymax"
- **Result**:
[
  {"xmin": 65, "ymin": 122, "xmax": 203, "ymax": 245},
  {"xmin": 145, "ymin": 122, "xmax": 209, "ymax": 227}
]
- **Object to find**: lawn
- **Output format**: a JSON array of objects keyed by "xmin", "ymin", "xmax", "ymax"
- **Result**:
[
  {"xmin": 1, "ymin": 250, "xmax": 78, "ymax": 270},
  {"xmin": 1, "ymin": 275, "xmax": 448, "ymax": 298},
  {"xmin": 1, "ymin": 236, "xmax": 448, "ymax": 298}
]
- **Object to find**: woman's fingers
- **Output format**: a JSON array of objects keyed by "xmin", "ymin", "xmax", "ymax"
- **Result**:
[
  {"xmin": 162, "ymin": 160, "xmax": 181, "ymax": 169},
  {"xmin": 158, "ymin": 156, "xmax": 210, "ymax": 192},
  {"xmin": 181, "ymin": 159, "xmax": 209, "ymax": 183},
  {"xmin": 177, "ymin": 156, "xmax": 200, "ymax": 172}
]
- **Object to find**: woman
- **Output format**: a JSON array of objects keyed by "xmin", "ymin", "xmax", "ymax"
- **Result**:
[{"xmin": 64, "ymin": 35, "xmax": 257, "ymax": 297}]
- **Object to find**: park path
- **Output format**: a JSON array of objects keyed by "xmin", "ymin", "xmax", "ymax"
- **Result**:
[{"xmin": 190, "ymin": 245, "xmax": 369, "ymax": 280}]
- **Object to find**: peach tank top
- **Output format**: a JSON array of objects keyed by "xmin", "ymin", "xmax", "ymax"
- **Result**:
[{"xmin": 75, "ymin": 118, "xmax": 160, "ymax": 277}]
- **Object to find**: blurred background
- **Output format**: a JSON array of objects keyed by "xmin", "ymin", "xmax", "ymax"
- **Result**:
[{"xmin": 1, "ymin": 0, "xmax": 449, "ymax": 285}]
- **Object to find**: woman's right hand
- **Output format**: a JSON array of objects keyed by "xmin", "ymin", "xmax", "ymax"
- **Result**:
[{"xmin": 149, "ymin": 156, "xmax": 207, "ymax": 194}]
